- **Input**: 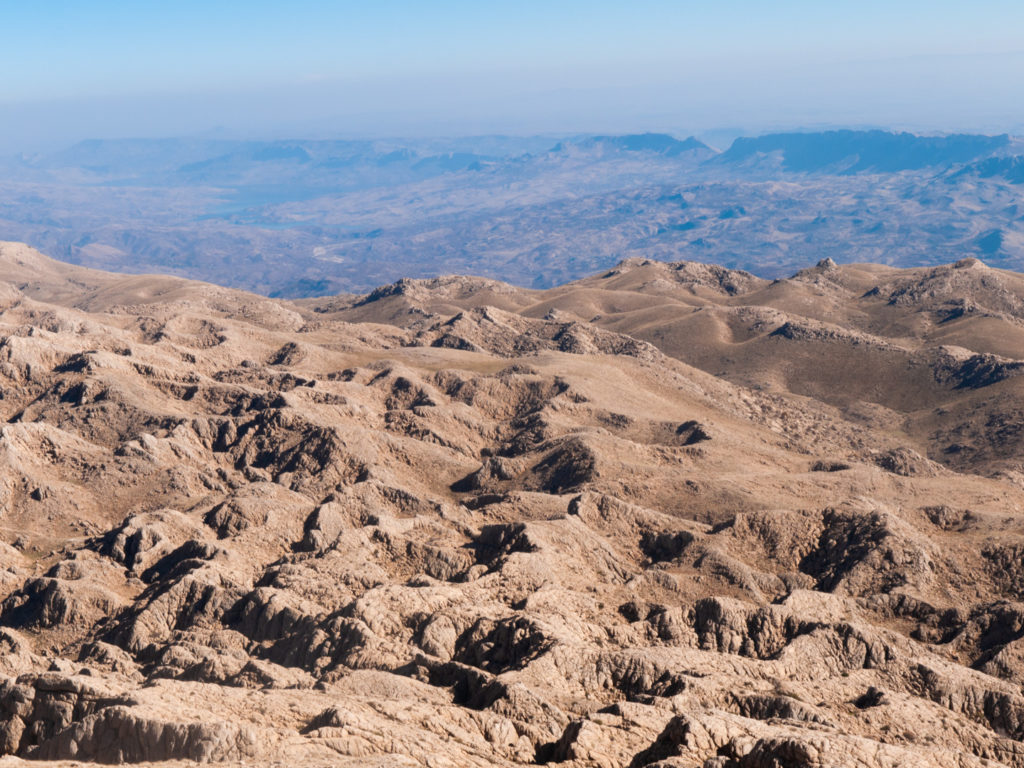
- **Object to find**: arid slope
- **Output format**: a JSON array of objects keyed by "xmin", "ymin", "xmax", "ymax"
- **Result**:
[{"xmin": 1, "ymin": 242, "xmax": 1024, "ymax": 766}]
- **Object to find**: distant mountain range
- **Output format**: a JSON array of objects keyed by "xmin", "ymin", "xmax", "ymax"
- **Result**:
[
  {"xmin": 550, "ymin": 133, "xmax": 713, "ymax": 157},
  {"xmin": 2, "ymin": 129, "xmax": 1024, "ymax": 296},
  {"xmin": 716, "ymin": 129, "xmax": 1012, "ymax": 173}
]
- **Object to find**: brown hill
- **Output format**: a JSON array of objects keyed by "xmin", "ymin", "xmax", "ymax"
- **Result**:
[
  {"xmin": 323, "ymin": 254, "xmax": 1024, "ymax": 479},
  {"xmin": 1, "ymin": 242, "xmax": 1024, "ymax": 766}
]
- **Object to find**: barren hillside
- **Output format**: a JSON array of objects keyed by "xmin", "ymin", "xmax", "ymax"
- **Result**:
[{"xmin": 2, "ymin": 242, "xmax": 1024, "ymax": 766}]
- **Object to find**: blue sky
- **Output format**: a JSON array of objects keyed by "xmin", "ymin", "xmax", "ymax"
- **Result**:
[{"xmin": 2, "ymin": 1, "xmax": 1023, "ymax": 149}]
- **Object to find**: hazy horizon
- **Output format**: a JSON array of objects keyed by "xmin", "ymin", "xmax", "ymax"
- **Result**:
[
  {"xmin": 5, "ymin": 0, "xmax": 1024, "ymax": 299},
  {"xmin": 3, "ymin": 1, "xmax": 1024, "ymax": 153}
]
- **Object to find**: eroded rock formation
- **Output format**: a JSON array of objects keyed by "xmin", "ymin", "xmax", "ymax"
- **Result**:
[{"xmin": 1, "ymin": 242, "xmax": 1024, "ymax": 765}]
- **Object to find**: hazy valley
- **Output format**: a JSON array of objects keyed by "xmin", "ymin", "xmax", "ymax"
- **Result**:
[{"xmin": 4, "ymin": 129, "xmax": 1024, "ymax": 296}]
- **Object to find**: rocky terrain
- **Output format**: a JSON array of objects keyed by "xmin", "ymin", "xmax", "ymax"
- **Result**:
[{"xmin": 4, "ymin": 241, "xmax": 1024, "ymax": 765}]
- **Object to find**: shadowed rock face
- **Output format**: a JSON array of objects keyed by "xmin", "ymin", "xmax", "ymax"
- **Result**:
[{"xmin": 6, "ymin": 242, "xmax": 1024, "ymax": 766}]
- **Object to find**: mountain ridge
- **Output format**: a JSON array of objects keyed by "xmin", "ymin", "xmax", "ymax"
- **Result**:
[{"xmin": 4, "ymin": 242, "xmax": 1024, "ymax": 764}]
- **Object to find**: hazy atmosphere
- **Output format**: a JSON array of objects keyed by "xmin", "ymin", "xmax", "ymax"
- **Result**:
[
  {"xmin": 4, "ymin": 0, "xmax": 1024, "ymax": 296},
  {"xmin": 3, "ymin": 0, "xmax": 1024, "ymax": 151}
]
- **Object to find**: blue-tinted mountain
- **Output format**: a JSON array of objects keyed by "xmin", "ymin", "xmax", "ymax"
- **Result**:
[
  {"xmin": 18, "ymin": 138, "xmax": 506, "ymax": 189},
  {"xmin": 951, "ymin": 155, "xmax": 1024, "ymax": 184},
  {"xmin": 716, "ymin": 130, "xmax": 1010, "ymax": 173},
  {"xmin": 31, "ymin": 138, "xmax": 242, "ymax": 177},
  {"xmin": 552, "ymin": 132, "xmax": 712, "ymax": 157}
]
